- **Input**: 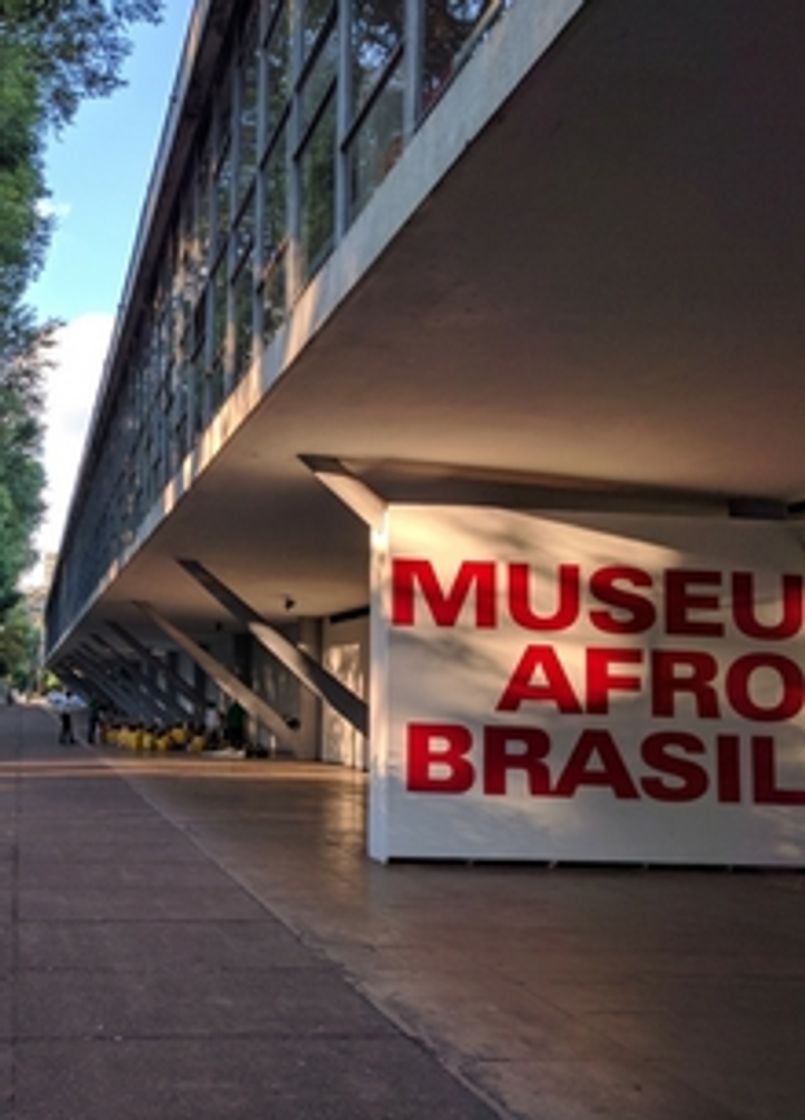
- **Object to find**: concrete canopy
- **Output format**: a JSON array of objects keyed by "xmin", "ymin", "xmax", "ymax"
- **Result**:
[{"xmin": 51, "ymin": 0, "xmax": 805, "ymax": 664}]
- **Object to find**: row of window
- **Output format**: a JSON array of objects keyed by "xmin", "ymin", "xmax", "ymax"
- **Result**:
[{"xmin": 48, "ymin": 0, "xmax": 511, "ymax": 650}]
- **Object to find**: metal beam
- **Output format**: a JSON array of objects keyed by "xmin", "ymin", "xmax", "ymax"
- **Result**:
[
  {"xmin": 83, "ymin": 638, "xmax": 166, "ymax": 723},
  {"xmin": 133, "ymin": 601, "xmax": 302, "ymax": 751},
  {"xmin": 298, "ymin": 454, "xmax": 386, "ymax": 528},
  {"xmin": 90, "ymin": 633, "xmax": 187, "ymax": 723},
  {"xmin": 58, "ymin": 665, "xmax": 107, "ymax": 707},
  {"xmin": 69, "ymin": 649, "xmax": 149, "ymax": 721},
  {"xmin": 106, "ymin": 621, "xmax": 206, "ymax": 720},
  {"xmin": 177, "ymin": 558, "xmax": 368, "ymax": 736}
]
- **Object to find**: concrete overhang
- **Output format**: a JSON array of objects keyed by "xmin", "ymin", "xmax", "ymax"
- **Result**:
[{"xmin": 49, "ymin": 0, "xmax": 805, "ymax": 665}]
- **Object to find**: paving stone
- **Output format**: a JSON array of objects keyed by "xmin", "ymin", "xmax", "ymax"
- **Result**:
[
  {"xmin": 16, "ymin": 856, "xmax": 234, "ymax": 889},
  {"xmin": 0, "ymin": 985, "xmax": 11, "ymax": 1041},
  {"xmin": 7, "ymin": 705, "xmax": 805, "ymax": 1120},
  {"xmin": 19, "ymin": 919, "xmax": 319, "ymax": 972},
  {"xmin": 14, "ymin": 1037, "xmax": 498, "ymax": 1120},
  {"xmin": 18, "ymin": 838, "xmax": 208, "ymax": 866},
  {"xmin": 18, "ymin": 885, "xmax": 268, "ymax": 922},
  {"xmin": 463, "ymin": 1056, "xmax": 744, "ymax": 1120},
  {"xmin": 0, "ymin": 1045, "xmax": 10, "ymax": 1119},
  {"xmin": 0, "ymin": 926, "xmax": 11, "ymax": 977},
  {"xmin": 16, "ymin": 967, "xmax": 397, "ymax": 1040}
]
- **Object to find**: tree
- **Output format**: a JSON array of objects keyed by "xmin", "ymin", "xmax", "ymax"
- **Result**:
[
  {"xmin": 0, "ymin": 1, "xmax": 163, "ymax": 130},
  {"xmin": 0, "ymin": 597, "xmax": 39, "ymax": 689},
  {"xmin": 0, "ymin": 313, "xmax": 48, "ymax": 610},
  {"xmin": 0, "ymin": 0, "xmax": 163, "ymax": 609}
]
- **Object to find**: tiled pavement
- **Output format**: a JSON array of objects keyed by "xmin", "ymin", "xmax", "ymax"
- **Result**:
[
  {"xmin": 0, "ymin": 705, "xmax": 496, "ymax": 1119},
  {"xmin": 4, "ymin": 703, "xmax": 805, "ymax": 1119}
]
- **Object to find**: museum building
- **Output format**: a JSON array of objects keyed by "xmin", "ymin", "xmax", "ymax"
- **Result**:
[{"xmin": 45, "ymin": 0, "xmax": 805, "ymax": 862}]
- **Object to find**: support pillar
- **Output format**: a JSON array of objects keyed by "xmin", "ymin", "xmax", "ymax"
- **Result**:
[
  {"xmin": 91, "ymin": 634, "xmax": 187, "ymax": 723},
  {"xmin": 177, "ymin": 559, "xmax": 368, "ymax": 735},
  {"xmin": 69, "ymin": 649, "xmax": 151, "ymax": 721},
  {"xmin": 133, "ymin": 602, "xmax": 302, "ymax": 753},
  {"xmin": 106, "ymin": 622, "xmax": 206, "ymax": 722}
]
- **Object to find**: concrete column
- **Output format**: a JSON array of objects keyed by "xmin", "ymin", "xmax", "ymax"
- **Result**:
[
  {"xmin": 69, "ymin": 649, "xmax": 152, "ymax": 722},
  {"xmin": 89, "ymin": 635, "xmax": 186, "ymax": 723},
  {"xmin": 106, "ymin": 622, "xmax": 206, "ymax": 722},
  {"xmin": 176, "ymin": 559, "xmax": 368, "ymax": 736},
  {"xmin": 297, "ymin": 617, "xmax": 322, "ymax": 760},
  {"xmin": 134, "ymin": 601, "xmax": 302, "ymax": 754}
]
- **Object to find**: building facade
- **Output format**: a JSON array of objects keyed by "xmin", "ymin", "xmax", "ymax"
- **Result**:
[{"xmin": 46, "ymin": 0, "xmax": 805, "ymax": 862}]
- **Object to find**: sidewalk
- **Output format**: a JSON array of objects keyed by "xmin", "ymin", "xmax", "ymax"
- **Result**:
[
  {"xmin": 4, "ymin": 703, "xmax": 805, "ymax": 1119},
  {"xmin": 0, "ymin": 705, "xmax": 497, "ymax": 1119}
]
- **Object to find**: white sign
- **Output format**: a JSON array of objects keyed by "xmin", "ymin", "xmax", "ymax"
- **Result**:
[{"xmin": 368, "ymin": 506, "xmax": 805, "ymax": 864}]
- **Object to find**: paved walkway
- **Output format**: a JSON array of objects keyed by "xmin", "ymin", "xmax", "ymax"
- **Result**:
[
  {"xmin": 3, "ymin": 704, "xmax": 805, "ymax": 1118},
  {"xmin": 0, "ymin": 705, "xmax": 497, "ymax": 1119}
]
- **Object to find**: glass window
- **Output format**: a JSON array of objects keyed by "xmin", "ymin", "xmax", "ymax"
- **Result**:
[
  {"xmin": 233, "ymin": 254, "xmax": 254, "ymax": 381},
  {"xmin": 348, "ymin": 60, "xmax": 404, "ymax": 220},
  {"xmin": 179, "ymin": 191, "xmax": 195, "ymax": 324},
  {"xmin": 211, "ymin": 262, "xmax": 227, "ymax": 366},
  {"xmin": 351, "ymin": 0, "xmax": 402, "ymax": 115},
  {"xmin": 234, "ymin": 188, "xmax": 255, "ymax": 267},
  {"xmin": 262, "ymin": 127, "xmax": 287, "ymax": 264},
  {"xmin": 300, "ymin": 28, "xmax": 337, "ymax": 134},
  {"xmin": 207, "ymin": 356, "xmax": 225, "ymax": 420},
  {"xmin": 171, "ymin": 363, "xmax": 190, "ymax": 466},
  {"xmin": 190, "ymin": 340, "xmax": 205, "ymax": 435},
  {"xmin": 423, "ymin": 0, "xmax": 498, "ymax": 111},
  {"xmin": 264, "ymin": 1, "xmax": 290, "ymax": 143},
  {"xmin": 262, "ymin": 254, "xmax": 287, "ymax": 341},
  {"xmin": 216, "ymin": 67, "xmax": 233, "ymax": 160},
  {"xmin": 197, "ymin": 132, "xmax": 212, "ymax": 269},
  {"xmin": 237, "ymin": 17, "xmax": 259, "ymax": 204},
  {"xmin": 214, "ymin": 143, "xmax": 233, "ymax": 253},
  {"xmin": 301, "ymin": 0, "xmax": 334, "ymax": 59},
  {"xmin": 299, "ymin": 94, "xmax": 336, "ymax": 283},
  {"xmin": 192, "ymin": 290, "xmax": 207, "ymax": 356}
]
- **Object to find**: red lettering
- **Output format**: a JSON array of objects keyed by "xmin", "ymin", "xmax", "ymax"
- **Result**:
[
  {"xmin": 483, "ymin": 727, "xmax": 551, "ymax": 795},
  {"xmin": 554, "ymin": 729, "xmax": 639, "ymax": 799},
  {"xmin": 716, "ymin": 734, "xmax": 741, "ymax": 802},
  {"xmin": 392, "ymin": 559, "xmax": 496, "ymax": 628},
  {"xmin": 589, "ymin": 566, "xmax": 655, "ymax": 634},
  {"xmin": 652, "ymin": 650, "xmax": 720, "ymax": 718},
  {"xmin": 665, "ymin": 570, "xmax": 723, "ymax": 636},
  {"xmin": 752, "ymin": 736, "xmax": 805, "ymax": 804},
  {"xmin": 406, "ymin": 723, "xmax": 475, "ymax": 792},
  {"xmin": 586, "ymin": 648, "xmax": 643, "ymax": 714},
  {"xmin": 508, "ymin": 563, "xmax": 579, "ymax": 631},
  {"xmin": 496, "ymin": 645, "xmax": 582, "ymax": 713},
  {"xmin": 732, "ymin": 572, "xmax": 804, "ymax": 640},
  {"xmin": 726, "ymin": 654, "xmax": 804, "ymax": 722},
  {"xmin": 640, "ymin": 733, "xmax": 708, "ymax": 801}
]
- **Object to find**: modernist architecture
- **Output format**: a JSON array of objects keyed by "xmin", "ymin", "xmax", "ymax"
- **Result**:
[{"xmin": 46, "ymin": 0, "xmax": 805, "ymax": 862}]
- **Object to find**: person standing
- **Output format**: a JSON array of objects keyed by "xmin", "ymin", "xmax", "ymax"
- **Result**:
[
  {"xmin": 204, "ymin": 701, "xmax": 221, "ymax": 749},
  {"xmin": 224, "ymin": 699, "xmax": 246, "ymax": 753},
  {"xmin": 59, "ymin": 691, "xmax": 77, "ymax": 744},
  {"xmin": 87, "ymin": 698, "xmax": 102, "ymax": 744}
]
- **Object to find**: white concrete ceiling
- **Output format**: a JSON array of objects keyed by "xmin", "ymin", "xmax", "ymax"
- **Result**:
[{"xmin": 56, "ymin": 0, "xmax": 805, "ymax": 662}]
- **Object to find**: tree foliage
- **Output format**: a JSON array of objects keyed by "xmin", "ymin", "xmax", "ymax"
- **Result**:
[
  {"xmin": 0, "ymin": 1, "xmax": 162, "ymax": 130},
  {"xmin": 0, "ymin": 597, "xmax": 39, "ymax": 687},
  {"xmin": 0, "ymin": 0, "xmax": 162, "ymax": 612}
]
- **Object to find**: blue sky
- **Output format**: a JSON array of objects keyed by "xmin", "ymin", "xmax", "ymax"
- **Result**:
[
  {"xmin": 26, "ymin": 2, "xmax": 194, "ymax": 574},
  {"xmin": 29, "ymin": 1, "xmax": 194, "ymax": 322}
]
